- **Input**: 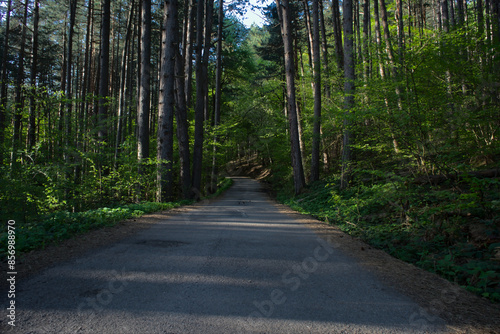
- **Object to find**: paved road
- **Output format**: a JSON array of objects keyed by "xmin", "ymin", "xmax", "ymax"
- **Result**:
[{"xmin": 2, "ymin": 177, "xmax": 448, "ymax": 333}]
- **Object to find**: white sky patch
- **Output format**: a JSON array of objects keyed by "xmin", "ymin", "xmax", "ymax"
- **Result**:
[{"xmin": 238, "ymin": 0, "xmax": 273, "ymax": 28}]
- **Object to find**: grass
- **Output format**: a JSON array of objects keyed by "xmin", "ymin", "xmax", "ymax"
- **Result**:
[{"xmin": 278, "ymin": 175, "xmax": 500, "ymax": 303}]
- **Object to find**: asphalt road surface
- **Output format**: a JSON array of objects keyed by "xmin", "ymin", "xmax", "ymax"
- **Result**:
[{"xmin": 2, "ymin": 177, "xmax": 449, "ymax": 333}]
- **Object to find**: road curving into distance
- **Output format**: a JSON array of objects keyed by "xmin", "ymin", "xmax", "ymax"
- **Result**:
[{"xmin": 1, "ymin": 177, "xmax": 449, "ymax": 333}]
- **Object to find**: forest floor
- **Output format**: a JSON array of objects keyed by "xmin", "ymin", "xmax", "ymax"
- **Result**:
[{"xmin": 2, "ymin": 177, "xmax": 500, "ymax": 333}]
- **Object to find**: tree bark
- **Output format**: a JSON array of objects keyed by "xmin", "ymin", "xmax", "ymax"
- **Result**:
[
  {"xmin": 374, "ymin": 0, "xmax": 386, "ymax": 77},
  {"xmin": 27, "ymin": 0, "xmax": 40, "ymax": 151},
  {"xmin": 65, "ymin": 0, "xmax": 77, "ymax": 157},
  {"xmin": 380, "ymin": 0, "xmax": 397, "ymax": 73},
  {"xmin": 0, "ymin": 0, "xmax": 11, "ymax": 163},
  {"xmin": 341, "ymin": 0, "xmax": 355, "ymax": 189},
  {"xmin": 276, "ymin": 0, "xmax": 306, "ymax": 194},
  {"xmin": 137, "ymin": 0, "xmax": 151, "ymax": 165},
  {"xmin": 303, "ymin": 0, "xmax": 314, "ymax": 69},
  {"xmin": 211, "ymin": 0, "xmax": 224, "ymax": 193},
  {"xmin": 331, "ymin": 0, "xmax": 344, "ymax": 70},
  {"xmin": 115, "ymin": 0, "xmax": 135, "ymax": 165},
  {"xmin": 192, "ymin": 0, "xmax": 206, "ymax": 196},
  {"xmin": 396, "ymin": 0, "xmax": 404, "ymax": 67},
  {"xmin": 183, "ymin": 0, "xmax": 195, "ymax": 109},
  {"xmin": 319, "ymin": 0, "xmax": 330, "ymax": 99},
  {"xmin": 442, "ymin": 0, "xmax": 450, "ymax": 32},
  {"xmin": 362, "ymin": 0, "xmax": 371, "ymax": 79},
  {"xmin": 98, "ymin": 0, "xmax": 111, "ymax": 144},
  {"xmin": 202, "ymin": 0, "xmax": 214, "ymax": 123},
  {"xmin": 174, "ymin": 47, "xmax": 192, "ymax": 199},
  {"xmin": 310, "ymin": 0, "xmax": 321, "ymax": 182},
  {"xmin": 456, "ymin": 0, "xmax": 464, "ymax": 25},
  {"xmin": 157, "ymin": 0, "xmax": 178, "ymax": 202},
  {"xmin": 11, "ymin": 0, "xmax": 29, "ymax": 168}
]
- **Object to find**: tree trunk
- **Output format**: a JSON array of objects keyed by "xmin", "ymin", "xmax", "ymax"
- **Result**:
[
  {"xmin": 303, "ymin": 0, "xmax": 314, "ymax": 69},
  {"xmin": 450, "ymin": 0, "xmax": 456, "ymax": 28},
  {"xmin": 456, "ymin": 0, "xmax": 464, "ymax": 25},
  {"xmin": 27, "ymin": 0, "xmax": 40, "ymax": 151},
  {"xmin": 319, "ymin": 0, "xmax": 331, "ymax": 99},
  {"xmin": 277, "ymin": 0, "xmax": 306, "ymax": 194},
  {"xmin": 137, "ymin": 0, "xmax": 151, "ymax": 165},
  {"xmin": 363, "ymin": 0, "xmax": 371, "ymax": 79},
  {"xmin": 202, "ymin": 0, "xmax": 214, "ymax": 123},
  {"xmin": 184, "ymin": 0, "xmax": 195, "ymax": 109},
  {"xmin": 310, "ymin": 0, "xmax": 321, "ymax": 182},
  {"xmin": 331, "ymin": 0, "xmax": 344, "ymax": 70},
  {"xmin": 380, "ymin": 0, "xmax": 402, "ymax": 152},
  {"xmin": 80, "ymin": 0, "xmax": 93, "ymax": 166},
  {"xmin": 76, "ymin": 0, "xmax": 93, "ymax": 184},
  {"xmin": 115, "ymin": 0, "xmax": 135, "ymax": 165},
  {"xmin": 374, "ymin": 0, "xmax": 386, "ymax": 77},
  {"xmin": 478, "ymin": 0, "xmax": 484, "ymax": 38},
  {"xmin": 493, "ymin": 0, "xmax": 500, "ymax": 43},
  {"xmin": 211, "ymin": 0, "xmax": 224, "ymax": 193},
  {"xmin": 380, "ymin": 0, "xmax": 397, "ymax": 73},
  {"xmin": 157, "ymin": 0, "xmax": 178, "ymax": 202},
  {"xmin": 98, "ymin": 0, "xmax": 111, "ymax": 144},
  {"xmin": 442, "ymin": 0, "xmax": 450, "ymax": 32},
  {"xmin": 341, "ymin": 0, "xmax": 355, "ymax": 189},
  {"xmin": 396, "ymin": 0, "xmax": 404, "ymax": 67},
  {"xmin": 65, "ymin": 0, "xmax": 77, "ymax": 163},
  {"xmin": 11, "ymin": 0, "xmax": 29, "ymax": 168},
  {"xmin": 192, "ymin": 0, "xmax": 206, "ymax": 196},
  {"xmin": 174, "ymin": 46, "xmax": 192, "ymax": 200},
  {"xmin": 0, "ymin": 0, "xmax": 11, "ymax": 164}
]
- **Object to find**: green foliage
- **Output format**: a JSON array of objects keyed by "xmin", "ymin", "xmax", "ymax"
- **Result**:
[
  {"xmin": 0, "ymin": 176, "xmax": 234, "ymax": 258},
  {"xmin": 0, "ymin": 201, "xmax": 188, "ymax": 258},
  {"xmin": 280, "ymin": 176, "xmax": 500, "ymax": 303}
]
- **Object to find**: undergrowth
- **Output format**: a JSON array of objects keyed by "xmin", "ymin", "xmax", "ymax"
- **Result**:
[
  {"xmin": 0, "ymin": 177, "xmax": 233, "ymax": 258},
  {"xmin": 279, "ymin": 174, "xmax": 500, "ymax": 303}
]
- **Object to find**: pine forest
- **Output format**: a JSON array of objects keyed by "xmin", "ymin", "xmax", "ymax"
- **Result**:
[{"xmin": 1, "ymin": 0, "xmax": 499, "ymax": 302}]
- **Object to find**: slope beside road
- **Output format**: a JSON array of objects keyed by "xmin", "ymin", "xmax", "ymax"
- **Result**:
[{"xmin": 0, "ymin": 177, "xmax": 492, "ymax": 333}]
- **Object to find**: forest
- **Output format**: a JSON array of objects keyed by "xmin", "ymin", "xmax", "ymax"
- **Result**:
[{"xmin": 0, "ymin": 0, "xmax": 499, "ymax": 301}]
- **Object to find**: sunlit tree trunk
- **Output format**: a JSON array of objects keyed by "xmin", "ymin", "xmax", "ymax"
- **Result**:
[
  {"xmin": 319, "ymin": 0, "xmax": 330, "ymax": 98},
  {"xmin": 373, "ymin": 0, "xmax": 385, "ymax": 78},
  {"xmin": 183, "ymin": 0, "xmax": 195, "ymax": 109},
  {"xmin": 137, "ymin": 0, "xmax": 151, "ymax": 167},
  {"xmin": 303, "ymin": 0, "xmax": 314, "ymax": 69},
  {"xmin": 277, "ymin": 0, "xmax": 306, "ymax": 194},
  {"xmin": 380, "ymin": 0, "xmax": 396, "ymax": 72}
]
